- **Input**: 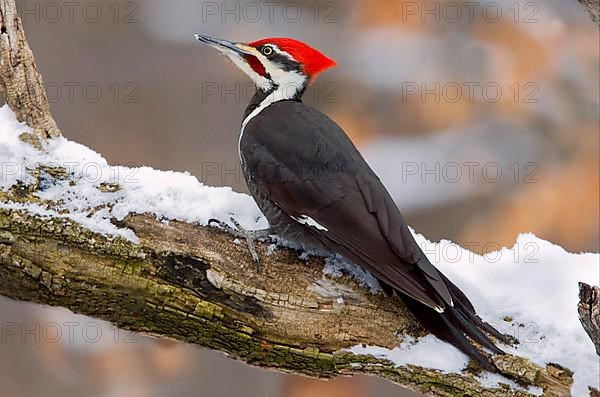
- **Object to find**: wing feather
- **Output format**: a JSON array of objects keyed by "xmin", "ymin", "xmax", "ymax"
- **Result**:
[{"xmin": 242, "ymin": 101, "xmax": 451, "ymax": 309}]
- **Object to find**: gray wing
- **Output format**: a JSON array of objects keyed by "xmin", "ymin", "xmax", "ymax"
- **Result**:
[{"xmin": 241, "ymin": 100, "xmax": 452, "ymax": 310}]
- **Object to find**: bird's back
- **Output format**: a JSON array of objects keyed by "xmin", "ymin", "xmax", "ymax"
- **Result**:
[
  {"xmin": 239, "ymin": 100, "xmax": 346, "ymax": 253},
  {"xmin": 238, "ymin": 99, "xmax": 507, "ymax": 369},
  {"xmin": 239, "ymin": 99, "xmax": 446, "ymax": 304}
]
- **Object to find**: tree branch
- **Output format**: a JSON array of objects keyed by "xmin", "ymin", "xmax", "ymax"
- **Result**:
[
  {"xmin": 0, "ymin": 208, "xmax": 574, "ymax": 396},
  {"xmin": 1, "ymin": 0, "xmax": 596, "ymax": 395}
]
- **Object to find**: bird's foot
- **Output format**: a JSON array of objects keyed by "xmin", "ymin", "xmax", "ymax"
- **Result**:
[{"xmin": 208, "ymin": 217, "xmax": 272, "ymax": 272}]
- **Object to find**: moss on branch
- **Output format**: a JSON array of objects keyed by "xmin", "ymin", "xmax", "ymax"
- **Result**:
[{"xmin": 0, "ymin": 207, "xmax": 573, "ymax": 396}]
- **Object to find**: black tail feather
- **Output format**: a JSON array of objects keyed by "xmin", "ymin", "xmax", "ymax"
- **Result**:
[
  {"xmin": 401, "ymin": 282, "xmax": 507, "ymax": 370},
  {"xmin": 448, "ymin": 305, "xmax": 504, "ymax": 354},
  {"xmin": 439, "ymin": 272, "xmax": 513, "ymax": 345},
  {"xmin": 439, "ymin": 313, "xmax": 496, "ymax": 371},
  {"xmin": 381, "ymin": 262, "xmax": 509, "ymax": 368}
]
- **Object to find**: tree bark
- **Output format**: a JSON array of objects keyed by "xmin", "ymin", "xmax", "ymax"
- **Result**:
[
  {"xmin": 578, "ymin": 283, "xmax": 600, "ymax": 356},
  {"xmin": 0, "ymin": 208, "xmax": 575, "ymax": 397},
  {"xmin": 0, "ymin": 0, "xmax": 61, "ymax": 140},
  {"xmin": 0, "ymin": 0, "xmax": 597, "ymax": 396},
  {"xmin": 576, "ymin": 0, "xmax": 599, "ymax": 25}
]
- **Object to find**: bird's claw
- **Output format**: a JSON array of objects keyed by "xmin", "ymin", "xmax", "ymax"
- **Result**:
[
  {"xmin": 208, "ymin": 217, "xmax": 262, "ymax": 272},
  {"xmin": 229, "ymin": 217, "xmax": 261, "ymax": 272},
  {"xmin": 208, "ymin": 218, "xmax": 240, "ymax": 235}
]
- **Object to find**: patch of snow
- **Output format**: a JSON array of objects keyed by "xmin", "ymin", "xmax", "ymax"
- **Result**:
[
  {"xmin": 0, "ymin": 105, "xmax": 266, "ymax": 242},
  {"xmin": 350, "ymin": 335, "xmax": 466, "ymax": 373},
  {"xmin": 308, "ymin": 278, "xmax": 360, "ymax": 302},
  {"xmin": 0, "ymin": 201, "xmax": 138, "ymax": 243},
  {"xmin": 323, "ymin": 255, "xmax": 382, "ymax": 293},
  {"xmin": 266, "ymin": 243, "xmax": 278, "ymax": 256},
  {"xmin": 479, "ymin": 372, "xmax": 542, "ymax": 396},
  {"xmin": 346, "ymin": 231, "xmax": 599, "ymax": 395},
  {"xmin": 298, "ymin": 252, "xmax": 310, "ymax": 261}
]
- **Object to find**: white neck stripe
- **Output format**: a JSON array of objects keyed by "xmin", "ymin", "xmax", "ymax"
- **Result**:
[
  {"xmin": 238, "ymin": 71, "xmax": 306, "ymax": 155},
  {"xmin": 238, "ymin": 89, "xmax": 282, "ymax": 158}
]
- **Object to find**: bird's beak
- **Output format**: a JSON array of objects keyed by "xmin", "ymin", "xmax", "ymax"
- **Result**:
[{"xmin": 194, "ymin": 34, "xmax": 254, "ymax": 56}]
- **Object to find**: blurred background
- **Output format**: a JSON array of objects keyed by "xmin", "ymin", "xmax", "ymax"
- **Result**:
[{"xmin": 1, "ymin": 0, "xmax": 598, "ymax": 396}]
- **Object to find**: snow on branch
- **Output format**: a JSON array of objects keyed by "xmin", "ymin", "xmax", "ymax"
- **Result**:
[{"xmin": 0, "ymin": 1, "xmax": 598, "ymax": 396}]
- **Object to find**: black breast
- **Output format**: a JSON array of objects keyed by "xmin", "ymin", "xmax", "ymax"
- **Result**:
[{"xmin": 238, "ymin": 99, "xmax": 357, "ymax": 252}]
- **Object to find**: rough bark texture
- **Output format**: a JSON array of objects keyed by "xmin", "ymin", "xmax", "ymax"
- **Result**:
[
  {"xmin": 578, "ymin": 283, "xmax": 600, "ymax": 356},
  {"xmin": 576, "ymin": 0, "xmax": 599, "ymax": 25},
  {"xmin": 0, "ymin": 0, "xmax": 598, "ymax": 396},
  {"xmin": 0, "ymin": 0, "xmax": 61, "ymax": 140},
  {"xmin": 0, "ymin": 208, "xmax": 575, "ymax": 396}
]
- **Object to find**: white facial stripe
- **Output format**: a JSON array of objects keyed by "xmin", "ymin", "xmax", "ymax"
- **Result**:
[
  {"xmin": 224, "ymin": 50, "xmax": 271, "ymax": 91},
  {"xmin": 254, "ymin": 52, "xmax": 305, "ymax": 94},
  {"xmin": 224, "ymin": 44, "xmax": 307, "ymax": 97},
  {"xmin": 269, "ymin": 45, "xmax": 295, "ymax": 62},
  {"xmin": 240, "ymin": 69, "xmax": 304, "ymax": 131}
]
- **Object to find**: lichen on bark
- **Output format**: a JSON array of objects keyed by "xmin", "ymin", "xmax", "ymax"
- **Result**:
[{"xmin": 0, "ymin": 208, "xmax": 574, "ymax": 396}]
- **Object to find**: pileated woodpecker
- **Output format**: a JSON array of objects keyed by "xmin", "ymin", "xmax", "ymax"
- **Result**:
[{"xmin": 195, "ymin": 35, "xmax": 507, "ymax": 369}]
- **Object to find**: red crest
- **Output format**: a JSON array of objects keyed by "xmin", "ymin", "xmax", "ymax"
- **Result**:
[{"xmin": 249, "ymin": 38, "xmax": 337, "ymax": 83}]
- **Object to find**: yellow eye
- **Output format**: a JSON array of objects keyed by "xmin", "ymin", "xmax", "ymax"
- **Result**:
[{"xmin": 262, "ymin": 46, "xmax": 273, "ymax": 56}]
